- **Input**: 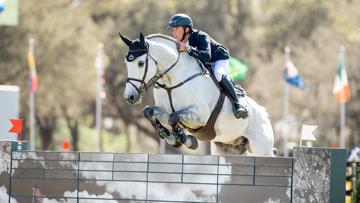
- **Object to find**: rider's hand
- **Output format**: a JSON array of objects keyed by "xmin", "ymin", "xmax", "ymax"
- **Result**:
[{"xmin": 176, "ymin": 41, "xmax": 189, "ymax": 52}]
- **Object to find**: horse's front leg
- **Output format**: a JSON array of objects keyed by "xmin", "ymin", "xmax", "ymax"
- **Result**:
[
  {"xmin": 143, "ymin": 106, "xmax": 179, "ymax": 147},
  {"xmin": 168, "ymin": 105, "xmax": 209, "ymax": 150}
]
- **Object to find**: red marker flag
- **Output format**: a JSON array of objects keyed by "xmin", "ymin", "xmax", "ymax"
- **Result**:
[
  {"xmin": 62, "ymin": 139, "xmax": 70, "ymax": 151},
  {"xmin": 9, "ymin": 119, "xmax": 23, "ymax": 134}
]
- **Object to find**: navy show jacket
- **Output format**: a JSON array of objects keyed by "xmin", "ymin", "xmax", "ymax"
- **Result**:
[{"xmin": 188, "ymin": 29, "xmax": 230, "ymax": 63}]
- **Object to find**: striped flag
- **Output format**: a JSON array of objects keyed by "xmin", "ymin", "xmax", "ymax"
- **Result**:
[
  {"xmin": 284, "ymin": 60, "xmax": 305, "ymax": 89},
  {"xmin": 333, "ymin": 54, "xmax": 350, "ymax": 103},
  {"xmin": 28, "ymin": 40, "xmax": 38, "ymax": 93}
]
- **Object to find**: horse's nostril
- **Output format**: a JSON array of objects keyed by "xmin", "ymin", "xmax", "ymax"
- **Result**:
[{"xmin": 129, "ymin": 95, "xmax": 135, "ymax": 101}]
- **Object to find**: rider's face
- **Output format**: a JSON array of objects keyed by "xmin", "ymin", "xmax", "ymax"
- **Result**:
[{"xmin": 170, "ymin": 26, "xmax": 184, "ymax": 41}]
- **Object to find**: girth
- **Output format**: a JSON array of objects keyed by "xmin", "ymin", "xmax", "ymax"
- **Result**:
[{"xmin": 186, "ymin": 92, "xmax": 225, "ymax": 141}]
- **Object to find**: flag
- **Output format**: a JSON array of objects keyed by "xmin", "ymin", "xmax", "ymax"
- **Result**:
[
  {"xmin": 8, "ymin": 118, "xmax": 23, "ymax": 134},
  {"xmin": 300, "ymin": 125, "xmax": 317, "ymax": 142},
  {"xmin": 0, "ymin": 0, "xmax": 18, "ymax": 26},
  {"xmin": 228, "ymin": 57, "xmax": 248, "ymax": 81},
  {"xmin": 332, "ymin": 55, "xmax": 350, "ymax": 104},
  {"xmin": 62, "ymin": 139, "xmax": 70, "ymax": 151},
  {"xmin": 284, "ymin": 60, "xmax": 305, "ymax": 89},
  {"xmin": 95, "ymin": 43, "xmax": 106, "ymax": 99},
  {"xmin": 28, "ymin": 41, "xmax": 38, "ymax": 93},
  {"xmin": 0, "ymin": 2, "xmax": 5, "ymax": 13}
]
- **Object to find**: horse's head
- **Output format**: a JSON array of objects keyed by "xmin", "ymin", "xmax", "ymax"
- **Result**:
[{"xmin": 119, "ymin": 32, "xmax": 158, "ymax": 104}]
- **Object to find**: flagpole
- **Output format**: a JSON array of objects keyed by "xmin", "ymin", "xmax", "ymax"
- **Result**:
[
  {"xmin": 283, "ymin": 47, "xmax": 290, "ymax": 156},
  {"xmin": 95, "ymin": 43, "xmax": 104, "ymax": 152},
  {"xmin": 284, "ymin": 47, "xmax": 291, "ymax": 118},
  {"xmin": 339, "ymin": 46, "xmax": 345, "ymax": 148},
  {"xmin": 29, "ymin": 38, "xmax": 36, "ymax": 150}
]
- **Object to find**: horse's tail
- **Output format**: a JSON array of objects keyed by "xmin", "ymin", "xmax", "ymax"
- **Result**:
[{"xmin": 245, "ymin": 97, "xmax": 275, "ymax": 156}]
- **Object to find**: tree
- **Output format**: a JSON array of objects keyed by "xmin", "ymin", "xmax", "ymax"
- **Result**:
[{"xmin": 0, "ymin": 1, "xmax": 102, "ymax": 149}]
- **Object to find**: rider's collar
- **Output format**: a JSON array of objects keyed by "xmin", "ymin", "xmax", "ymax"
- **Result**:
[{"xmin": 126, "ymin": 40, "xmax": 148, "ymax": 62}]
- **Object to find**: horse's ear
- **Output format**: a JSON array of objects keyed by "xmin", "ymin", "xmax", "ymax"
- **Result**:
[
  {"xmin": 119, "ymin": 32, "xmax": 132, "ymax": 47},
  {"xmin": 139, "ymin": 32, "xmax": 145, "ymax": 45}
]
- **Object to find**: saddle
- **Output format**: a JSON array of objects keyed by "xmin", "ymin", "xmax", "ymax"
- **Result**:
[{"xmin": 186, "ymin": 60, "xmax": 246, "ymax": 141}]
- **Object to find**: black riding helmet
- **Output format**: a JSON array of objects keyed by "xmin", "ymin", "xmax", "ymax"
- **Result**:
[
  {"xmin": 168, "ymin": 14, "xmax": 193, "ymax": 41},
  {"xmin": 167, "ymin": 13, "xmax": 193, "ymax": 29}
]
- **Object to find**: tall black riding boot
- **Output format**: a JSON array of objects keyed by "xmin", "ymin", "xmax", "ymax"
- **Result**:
[{"xmin": 219, "ymin": 76, "xmax": 248, "ymax": 119}]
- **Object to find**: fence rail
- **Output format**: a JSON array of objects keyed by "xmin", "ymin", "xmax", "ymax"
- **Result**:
[{"xmin": 9, "ymin": 151, "xmax": 294, "ymax": 202}]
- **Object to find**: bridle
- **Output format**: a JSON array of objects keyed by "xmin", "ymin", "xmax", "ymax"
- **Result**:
[{"xmin": 126, "ymin": 42, "xmax": 181, "ymax": 95}]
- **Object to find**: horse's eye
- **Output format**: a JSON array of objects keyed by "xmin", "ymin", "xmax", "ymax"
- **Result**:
[{"xmin": 138, "ymin": 61, "xmax": 145, "ymax": 67}]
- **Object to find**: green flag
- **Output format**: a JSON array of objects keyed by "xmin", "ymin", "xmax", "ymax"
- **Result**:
[
  {"xmin": 228, "ymin": 56, "xmax": 248, "ymax": 81},
  {"xmin": 0, "ymin": 0, "xmax": 18, "ymax": 26}
]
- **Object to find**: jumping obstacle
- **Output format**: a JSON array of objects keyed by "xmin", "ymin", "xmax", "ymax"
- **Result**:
[{"xmin": 0, "ymin": 142, "xmax": 346, "ymax": 202}]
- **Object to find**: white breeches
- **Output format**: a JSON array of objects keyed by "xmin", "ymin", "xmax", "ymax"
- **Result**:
[{"xmin": 211, "ymin": 59, "xmax": 229, "ymax": 82}]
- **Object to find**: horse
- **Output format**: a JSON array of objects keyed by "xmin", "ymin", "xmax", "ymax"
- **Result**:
[{"xmin": 119, "ymin": 32, "xmax": 275, "ymax": 156}]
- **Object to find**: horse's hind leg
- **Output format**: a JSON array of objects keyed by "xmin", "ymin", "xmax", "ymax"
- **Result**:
[
  {"xmin": 143, "ymin": 106, "xmax": 178, "ymax": 147},
  {"xmin": 210, "ymin": 137, "xmax": 251, "ymax": 156}
]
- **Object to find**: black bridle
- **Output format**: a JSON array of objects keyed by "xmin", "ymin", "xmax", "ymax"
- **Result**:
[{"xmin": 126, "ymin": 42, "xmax": 181, "ymax": 95}]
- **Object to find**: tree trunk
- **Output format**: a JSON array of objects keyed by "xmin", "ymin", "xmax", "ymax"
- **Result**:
[
  {"xmin": 66, "ymin": 119, "xmax": 79, "ymax": 151},
  {"xmin": 61, "ymin": 106, "xmax": 79, "ymax": 151},
  {"xmin": 36, "ymin": 115, "xmax": 56, "ymax": 150}
]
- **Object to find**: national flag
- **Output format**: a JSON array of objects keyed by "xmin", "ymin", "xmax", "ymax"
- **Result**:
[
  {"xmin": 332, "ymin": 55, "xmax": 350, "ymax": 104},
  {"xmin": 228, "ymin": 57, "xmax": 248, "ymax": 81},
  {"xmin": 284, "ymin": 60, "xmax": 305, "ymax": 89},
  {"xmin": 8, "ymin": 118, "xmax": 23, "ymax": 134},
  {"xmin": 28, "ymin": 40, "xmax": 38, "ymax": 93}
]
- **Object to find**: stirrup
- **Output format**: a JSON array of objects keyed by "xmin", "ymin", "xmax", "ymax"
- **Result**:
[{"xmin": 233, "ymin": 104, "xmax": 248, "ymax": 119}]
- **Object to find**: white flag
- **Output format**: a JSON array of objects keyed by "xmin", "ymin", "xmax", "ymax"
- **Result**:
[{"xmin": 301, "ymin": 125, "xmax": 317, "ymax": 141}]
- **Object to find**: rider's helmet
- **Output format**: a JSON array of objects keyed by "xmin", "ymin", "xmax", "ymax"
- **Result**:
[{"xmin": 167, "ymin": 14, "xmax": 193, "ymax": 29}]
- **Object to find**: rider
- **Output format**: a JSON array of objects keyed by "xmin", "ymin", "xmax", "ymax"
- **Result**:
[{"xmin": 167, "ymin": 13, "xmax": 248, "ymax": 119}]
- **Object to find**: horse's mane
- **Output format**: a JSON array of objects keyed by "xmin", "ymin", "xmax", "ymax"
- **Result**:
[{"xmin": 146, "ymin": 33, "xmax": 177, "ymax": 44}]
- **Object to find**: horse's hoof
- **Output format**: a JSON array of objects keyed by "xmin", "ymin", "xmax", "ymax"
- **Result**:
[
  {"xmin": 272, "ymin": 148, "xmax": 278, "ymax": 156},
  {"xmin": 184, "ymin": 135, "xmax": 198, "ymax": 150},
  {"xmin": 166, "ymin": 133, "xmax": 181, "ymax": 147},
  {"xmin": 158, "ymin": 127, "xmax": 170, "ymax": 139}
]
